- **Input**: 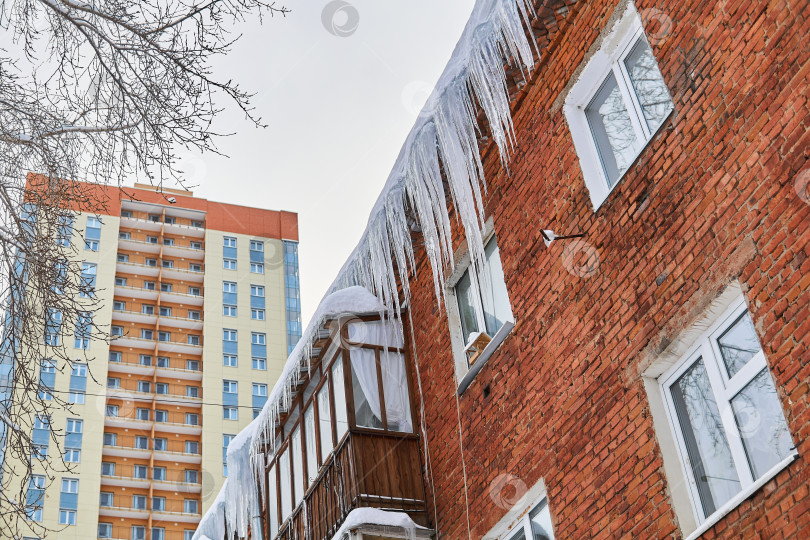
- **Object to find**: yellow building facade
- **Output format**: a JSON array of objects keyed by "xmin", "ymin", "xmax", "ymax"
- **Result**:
[{"xmin": 15, "ymin": 182, "xmax": 300, "ymax": 540}]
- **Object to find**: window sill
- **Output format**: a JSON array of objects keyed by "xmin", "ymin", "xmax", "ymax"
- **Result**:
[
  {"xmin": 684, "ymin": 451, "xmax": 798, "ymax": 540},
  {"xmin": 457, "ymin": 320, "xmax": 515, "ymax": 396}
]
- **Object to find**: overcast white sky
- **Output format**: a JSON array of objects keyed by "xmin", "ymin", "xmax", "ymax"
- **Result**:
[{"xmin": 182, "ymin": 0, "xmax": 475, "ymax": 323}]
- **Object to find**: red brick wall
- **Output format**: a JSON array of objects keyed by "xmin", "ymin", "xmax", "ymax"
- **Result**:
[{"xmin": 406, "ymin": 0, "xmax": 810, "ymax": 538}]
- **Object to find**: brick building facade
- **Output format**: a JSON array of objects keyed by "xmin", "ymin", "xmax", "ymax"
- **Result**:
[{"xmin": 405, "ymin": 0, "xmax": 810, "ymax": 538}]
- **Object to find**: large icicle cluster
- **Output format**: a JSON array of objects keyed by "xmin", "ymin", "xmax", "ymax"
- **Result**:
[{"xmin": 200, "ymin": 0, "xmax": 540, "ymax": 538}]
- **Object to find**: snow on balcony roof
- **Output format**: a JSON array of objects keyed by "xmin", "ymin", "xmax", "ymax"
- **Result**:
[
  {"xmin": 199, "ymin": 0, "xmax": 540, "ymax": 536},
  {"xmin": 329, "ymin": 508, "xmax": 429, "ymax": 540}
]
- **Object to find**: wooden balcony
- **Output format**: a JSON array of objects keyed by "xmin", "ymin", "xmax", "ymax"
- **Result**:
[{"xmin": 276, "ymin": 430, "xmax": 427, "ymax": 540}]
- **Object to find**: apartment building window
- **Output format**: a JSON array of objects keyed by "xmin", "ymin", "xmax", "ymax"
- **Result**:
[
  {"xmin": 158, "ymin": 331, "xmax": 171, "ymax": 342},
  {"xmin": 111, "ymin": 325, "xmax": 123, "ymax": 337},
  {"xmin": 98, "ymin": 523, "xmax": 113, "ymax": 538},
  {"xmin": 71, "ymin": 363, "xmax": 86, "ymax": 377},
  {"xmin": 79, "ymin": 263, "xmax": 96, "ymax": 297},
  {"xmin": 251, "ymin": 332, "xmax": 266, "ymax": 346},
  {"xmin": 184, "ymin": 499, "xmax": 198, "ymax": 514},
  {"xmin": 64, "ymin": 449, "xmax": 80, "ymax": 463},
  {"xmin": 252, "ymin": 357, "xmax": 267, "ymax": 370},
  {"xmin": 156, "ymin": 383, "xmax": 169, "ymax": 395},
  {"xmin": 134, "ymin": 465, "xmax": 148, "ymax": 479},
  {"xmin": 185, "ymin": 441, "xmax": 199, "ymax": 454},
  {"xmin": 153, "ymin": 467, "xmax": 166, "ymax": 481},
  {"xmin": 223, "ymin": 354, "xmax": 238, "ymax": 367},
  {"xmin": 223, "ymin": 407, "xmax": 238, "ymax": 420},
  {"xmin": 154, "ymin": 438, "xmax": 167, "ymax": 451},
  {"xmin": 188, "ymin": 310, "xmax": 201, "ymax": 320},
  {"xmin": 132, "ymin": 526, "xmax": 146, "ymax": 540},
  {"xmin": 164, "ymin": 215, "xmax": 176, "ymax": 225},
  {"xmin": 113, "ymin": 301, "xmax": 126, "ymax": 311},
  {"xmin": 84, "ymin": 216, "xmax": 101, "ymax": 251},
  {"xmin": 190, "ymin": 263, "xmax": 203, "ymax": 272},
  {"xmin": 68, "ymin": 391, "xmax": 84, "ymax": 404},
  {"xmin": 137, "ymin": 381, "xmax": 151, "ymax": 393},
  {"xmin": 115, "ymin": 277, "xmax": 127, "ymax": 286},
  {"xmin": 223, "ymin": 236, "xmax": 237, "ymax": 248},
  {"xmin": 158, "ymin": 306, "xmax": 171, "ymax": 316},
  {"xmin": 223, "ymin": 305, "xmax": 237, "ymax": 317},
  {"xmin": 161, "ymin": 259, "xmax": 174, "ymax": 269},
  {"xmin": 249, "ymin": 240, "xmax": 264, "ymax": 252},
  {"xmin": 133, "ymin": 495, "xmax": 147, "ymax": 510},
  {"xmin": 253, "ymin": 383, "xmax": 268, "ymax": 397},
  {"xmin": 136, "ymin": 408, "xmax": 150, "ymax": 421},
  {"xmin": 100, "ymin": 492, "xmax": 114, "ymax": 507},
  {"xmin": 186, "ymin": 360, "xmax": 200, "ymax": 371},
  {"xmin": 44, "ymin": 309, "xmax": 62, "ymax": 346},
  {"xmin": 499, "ymin": 498, "xmax": 554, "ymax": 539},
  {"xmin": 187, "ymin": 335, "xmax": 200, "ymax": 346},
  {"xmin": 223, "ymin": 380, "xmax": 238, "ymax": 394},
  {"xmin": 251, "ymin": 308, "xmax": 265, "ymax": 320},
  {"xmin": 141, "ymin": 304, "xmax": 156, "ymax": 315},
  {"xmin": 66, "ymin": 419, "xmax": 82, "ymax": 435},
  {"xmin": 101, "ymin": 462, "xmax": 116, "ymax": 476},
  {"xmin": 141, "ymin": 329, "xmax": 153, "ymax": 340},
  {"xmin": 250, "ymin": 284, "xmax": 264, "ymax": 298},
  {"xmin": 105, "ymin": 405, "xmax": 119, "ymax": 417},
  {"xmin": 107, "ymin": 377, "xmax": 120, "ymax": 389},
  {"xmin": 147, "ymin": 235, "xmax": 158, "ymax": 244},
  {"xmin": 223, "ymin": 281, "xmax": 237, "ymax": 306},
  {"xmin": 109, "ymin": 351, "xmax": 122, "ymax": 363},
  {"xmin": 156, "ymin": 410, "xmax": 168, "ymax": 423},
  {"xmin": 163, "ymin": 238, "xmax": 174, "ymax": 246},
  {"xmin": 159, "ymin": 283, "xmax": 172, "ymax": 293},
  {"xmin": 656, "ymin": 297, "xmax": 795, "ymax": 526},
  {"xmin": 145, "ymin": 258, "xmax": 157, "ymax": 267},
  {"xmin": 224, "ymin": 258, "xmax": 236, "ymax": 270},
  {"xmin": 117, "ymin": 253, "xmax": 129, "ymax": 263},
  {"xmin": 184, "ymin": 531, "xmax": 194, "ymax": 540},
  {"xmin": 190, "ymin": 241, "xmax": 202, "ymax": 250},
  {"xmin": 103, "ymin": 433, "xmax": 117, "ymax": 446},
  {"xmin": 563, "ymin": 5, "xmax": 673, "ymax": 209},
  {"xmin": 223, "ymin": 328, "xmax": 237, "ymax": 345},
  {"xmin": 223, "ymin": 434, "xmax": 234, "ymax": 476},
  {"xmin": 189, "ymin": 286, "xmax": 201, "ymax": 296},
  {"xmin": 139, "ymin": 354, "xmax": 152, "ymax": 366},
  {"xmin": 185, "ymin": 413, "xmax": 199, "ymax": 425},
  {"xmin": 135, "ymin": 436, "xmax": 149, "ymax": 450},
  {"xmin": 121, "ymin": 210, "xmax": 133, "ymax": 218},
  {"xmin": 450, "ymin": 235, "xmax": 513, "ymax": 374},
  {"xmin": 119, "ymin": 231, "xmax": 131, "ymax": 240},
  {"xmin": 55, "ymin": 214, "xmax": 73, "ymax": 247},
  {"xmin": 156, "ymin": 356, "xmax": 169, "ymax": 368},
  {"xmin": 152, "ymin": 496, "xmax": 166, "ymax": 511},
  {"xmin": 184, "ymin": 469, "xmax": 199, "ymax": 483},
  {"xmin": 62, "ymin": 478, "xmax": 79, "ymax": 493},
  {"xmin": 250, "ymin": 262, "xmax": 264, "ymax": 274},
  {"xmin": 144, "ymin": 280, "xmax": 156, "ymax": 290},
  {"xmin": 59, "ymin": 509, "xmax": 76, "ymax": 525},
  {"xmin": 186, "ymin": 386, "xmax": 200, "ymax": 398}
]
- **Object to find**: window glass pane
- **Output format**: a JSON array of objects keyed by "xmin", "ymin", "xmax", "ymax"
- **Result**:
[
  {"xmin": 318, "ymin": 386, "xmax": 333, "ymax": 461},
  {"xmin": 455, "ymin": 270, "xmax": 480, "ymax": 345},
  {"xmin": 585, "ymin": 71, "xmax": 638, "ymax": 186},
  {"xmin": 291, "ymin": 427, "xmax": 304, "ymax": 507},
  {"xmin": 731, "ymin": 369, "xmax": 794, "ymax": 478},
  {"xmin": 670, "ymin": 358, "xmax": 740, "ymax": 516},
  {"xmin": 717, "ymin": 313, "xmax": 761, "ymax": 378},
  {"xmin": 268, "ymin": 464, "xmax": 278, "ymax": 536},
  {"xmin": 332, "ymin": 359, "xmax": 349, "ymax": 441},
  {"xmin": 304, "ymin": 404, "xmax": 318, "ymax": 484},
  {"xmin": 481, "ymin": 239, "xmax": 513, "ymax": 336},
  {"xmin": 623, "ymin": 38, "xmax": 672, "ymax": 134},
  {"xmin": 350, "ymin": 349, "xmax": 383, "ymax": 429},
  {"xmin": 529, "ymin": 500, "xmax": 555, "ymax": 539},
  {"xmin": 381, "ymin": 351, "xmax": 413, "ymax": 432}
]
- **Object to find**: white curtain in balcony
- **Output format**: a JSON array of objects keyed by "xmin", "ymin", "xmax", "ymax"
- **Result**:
[
  {"xmin": 350, "ymin": 347, "xmax": 383, "ymax": 429},
  {"xmin": 348, "ymin": 320, "xmax": 404, "ymax": 348},
  {"xmin": 381, "ymin": 351, "xmax": 413, "ymax": 433}
]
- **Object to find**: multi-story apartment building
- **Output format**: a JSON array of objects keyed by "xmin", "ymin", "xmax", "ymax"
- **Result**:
[
  {"xmin": 17, "ymin": 181, "xmax": 299, "ymax": 540},
  {"xmin": 197, "ymin": 0, "xmax": 809, "ymax": 539}
]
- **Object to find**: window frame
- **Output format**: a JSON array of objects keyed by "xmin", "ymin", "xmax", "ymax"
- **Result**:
[
  {"xmin": 563, "ymin": 4, "xmax": 674, "ymax": 210},
  {"xmin": 223, "ymin": 258, "xmax": 237, "ymax": 270},
  {"xmin": 444, "ymin": 224, "xmax": 515, "ymax": 394},
  {"xmin": 657, "ymin": 296, "xmax": 797, "ymax": 528}
]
